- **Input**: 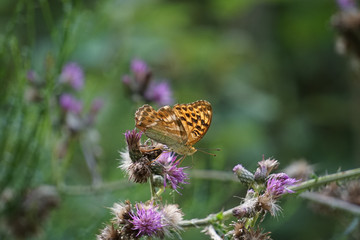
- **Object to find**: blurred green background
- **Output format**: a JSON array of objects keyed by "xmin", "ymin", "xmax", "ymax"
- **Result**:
[{"xmin": 1, "ymin": 0, "xmax": 359, "ymax": 239}]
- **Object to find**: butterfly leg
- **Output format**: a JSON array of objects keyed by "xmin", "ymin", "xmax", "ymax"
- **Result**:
[
  {"xmin": 140, "ymin": 146, "xmax": 162, "ymax": 153},
  {"xmin": 176, "ymin": 155, "xmax": 187, "ymax": 165},
  {"xmin": 147, "ymin": 150, "xmax": 171, "ymax": 164}
]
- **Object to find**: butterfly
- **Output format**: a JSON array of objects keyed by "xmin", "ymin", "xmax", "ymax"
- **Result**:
[{"xmin": 135, "ymin": 100, "xmax": 212, "ymax": 156}]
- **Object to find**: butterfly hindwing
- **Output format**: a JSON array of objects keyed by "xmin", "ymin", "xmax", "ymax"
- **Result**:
[{"xmin": 135, "ymin": 104, "xmax": 187, "ymax": 145}]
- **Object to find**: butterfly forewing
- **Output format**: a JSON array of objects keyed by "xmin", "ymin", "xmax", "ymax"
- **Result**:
[{"xmin": 172, "ymin": 100, "xmax": 212, "ymax": 146}]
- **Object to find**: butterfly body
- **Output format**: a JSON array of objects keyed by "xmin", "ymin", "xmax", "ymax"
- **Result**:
[{"xmin": 135, "ymin": 100, "xmax": 212, "ymax": 156}]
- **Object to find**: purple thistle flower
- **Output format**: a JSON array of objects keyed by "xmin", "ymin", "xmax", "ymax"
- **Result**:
[
  {"xmin": 266, "ymin": 173, "xmax": 298, "ymax": 197},
  {"xmin": 131, "ymin": 59, "xmax": 149, "ymax": 76},
  {"xmin": 59, "ymin": 94, "xmax": 83, "ymax": 114},
  {"xmin": 122, "ymin": 59, "xmax": 176, "ymax": 106},
  {"xmin": 59, "ymin": 62, "xmax": 84, "ymax": 91},
  {"xmin": 157, "ymin": 152, "xmax": 174, "ymax": 165},
  {"xmin": 337, "ymin": 0, "xmax": 357, "ymax": 11},
  {"xmin": 129, "ymin": 203, "xmax": 166, "ymax": 237},
  {"xmin": 158, "ymin": 152, "xmax": 189, "ymax": 193},
  {"xmin": 145, "ymin": 81, "xmax": 174, "ymax": 106}
]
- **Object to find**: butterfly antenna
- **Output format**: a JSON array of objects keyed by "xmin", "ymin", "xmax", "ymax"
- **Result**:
[
  {"xmin": 197, "ymin": 147, "xmax": 221, "ymax": 151},
  {"xmin": 196, "ymin": 148, "xmax": 220, "ymax": 157}
]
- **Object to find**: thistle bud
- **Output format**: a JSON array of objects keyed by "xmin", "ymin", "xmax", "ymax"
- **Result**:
[
  {"xmin": 152, "ymin": 175, "xmax": 165, "ymax": 188},
  {"xmin": 254, "ymin": 158, "xmax": 279, "ymax": 182},
  {"xmin": 233, "ymin": 164, "xmax": 254, "ymax": 185},
  {"xmin": 97, "ymin": 224, "xmax": 121, "ymax": 240},
  {"xmin": 232, "ymin": 192, "xmax": 258, "ymax": 219},
  {"xmin": 124, "ymin": 129, "xmax": 143, "ymax": 162}
]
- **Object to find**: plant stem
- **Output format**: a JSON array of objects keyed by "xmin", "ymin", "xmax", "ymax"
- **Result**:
[
  {"xmin": 179, "ymin": 207, "xmax": 235, "ymax": 228},
  {"xmin": 80, "ymin": 138, "xmax": 102, "ymax": 185},
  {"xmin": 149, "ymin": 174, "xmax": 156, "ymax": 201},
  {"xmin": 300, "ymin": 191, "xmax": 360, "ymax": 215},
  {"xmin": 202, "ymin": 225, "xmax": 222, "ymax": 240},
  {"xmin": 179, "ymin": 168, "xmax": 360, "ymax": 228},
  {"xmin": 289, "ymin": 168, "xmax": 360, "ymax": 193}
]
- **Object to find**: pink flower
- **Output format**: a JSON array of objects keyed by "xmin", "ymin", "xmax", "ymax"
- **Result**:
[
  {"xmin": 129, "ymin": 203, "xmax": 166, "ymax": 237},
  {"xmin": 131, "ymin": 59, "xmax": 149, "ymax": 76},
  {"xmin": 145, "ymin": 81, "xmax": 173, "ymax": 106},
  {"xmin": 157, "ymin": 152, "xmax": 189, "ymax": 193},
  {"xmin": 337, "ymin": 0, "xmax": 357, "ymax": 11},
  {"xmin": 59, "ymin": 62, "xmax": 84, "ymax": 91},
  {"xmin": 266, "ymin": 173, "xmax": 298, "ymax": 197},
  {"xmin": 59, "ymin": 94, "xmax": 83, "ymax": 114}
]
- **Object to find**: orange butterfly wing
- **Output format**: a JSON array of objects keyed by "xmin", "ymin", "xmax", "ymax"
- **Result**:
[{"xmin": 172, "ymin": 100, "xmax": 212, "ymax": 146}]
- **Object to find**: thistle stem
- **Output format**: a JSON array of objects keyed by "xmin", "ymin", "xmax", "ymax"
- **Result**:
[
  {"xmin": 300, "ymin": 191, "xmax": 360, "ymax": 215},
  {"xmin": 156, "ymin": 187, "xmax": 165, "ymax": 197},
  {"xmin": 202, "ymin": 225, "xmax": 223, "ymax": 240},
  {"xmin": 149, "ymin": 174, "xmax": 157, "ymax": 200},
  {"xmin": 179, "ymin": 168, "xmax": 360, "ymax": 228},
  {"xmin": 290, "ymin": 168, "xmax": 360, "ymax": 192}
]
